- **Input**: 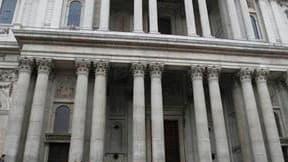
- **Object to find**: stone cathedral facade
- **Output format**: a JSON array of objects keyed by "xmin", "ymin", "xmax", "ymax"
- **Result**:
[{"xmin": 0, "ymin": 0, "xmax": 288, "ymax": 162}]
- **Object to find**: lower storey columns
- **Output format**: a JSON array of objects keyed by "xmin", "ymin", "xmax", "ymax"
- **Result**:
[
  {"xmin": 4, "ymin": 57, "xmax": 33, "ymax": 162},
  {"xmin": 191, "ymin": 65, "xmax": 212, "ymax": 162},
  {"xmin": 89, "ymin": 61, "xmax": 109, "ymax": 162},
  {"xmin": 68, "ymin": 59, "xmax": 90, "ymax": 162},
  {"xmin": 23, "ymin": 58, "xmax": 52, "ymax": 162},
  {"xmin": 239, "ymin": 68, "xmax": 268, "ymax": 162},
  {"xmin": 132, "ymin": 63, "xmax": 146, "ymax": 162},
  {"xmin": 207, "ymin": 66, "xmax": 230, "ymax": 162},
  {"xmin": 150, "ymin": 63, "xmax": 165, "ymax": 162},
  {"xmin": 255, "ymin": 69, "xmax": 284, "ymax": 162}
]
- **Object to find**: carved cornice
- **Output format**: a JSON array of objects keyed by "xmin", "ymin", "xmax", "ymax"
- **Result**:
[
  {"xmin": 149, "ymin": 62, "xmax": 164, "ymax": 78},
  {"xmin": 36, "ymin": 58, "xmax": 52, "ymax": 74},
  {"xmin": 131, "ymin": 62, "xmax": 146, "ymax": 78},
  {"xmin": 191, "ymin": 65, "xmax": 205, "ymax": 80},
  {"xmin": 255, "ymin": 68, "xmax": 269, "ymax": 82},
  {"xmin": 94, "ymin": 60, "xmax": 109, "ymax": 76},
  {"xmin": 19, "ymin": 57, "xmax": 33, "ymax": 73},
  {"xmin": 239, "ymin": 67, "xmax": 254, "ymax": 82},
  {"xmin": 207, "ymin": 66, "xmax": 221, "ymax": 80},
  {"xmin": 75, "ymin": 59, "xmax": 90, "ymax": 75}
]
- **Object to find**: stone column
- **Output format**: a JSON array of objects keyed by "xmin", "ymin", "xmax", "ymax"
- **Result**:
[
  {"xmin": 239, "ymin": 0, "xmax": 256, "ymax": 40},
  {"xmin": 132, "ymin": 62, "xmax": 146, "ymax": 162},
  {"xmin": 270, "ymin": 0, "xmax": 287, "ymax": 43},
  {"xmin": 23, "ymin": 58, "xmax": 52, "ymax": 162},
  {"xmin": 149, "ymin": 0, "xmax": 159, "ymax": 34},
  {"xmin": 258, "ymin": 0, "xmax": 278, "ymax": 43},
  {"xmin": 239, "ymin": 67, "xmax": 268, "ymax": 162},
  {"xmin": 184, "ymin": 0, "xmax": 197, "ymax": 36},
  {"xmin": 134, "ymin": 0, "xmax": 143, "ymax": 32},
  {"xmin": 68, "ymin": 59, "xmax": 90, "ymax": 162},
  {"xmin": 89, "ymin": 61, "xmax": 108, "ymax": 162},
  {"xmin": 4, "ymin": 57, "xmax": 33, "ymax": 162},
  {"xmin": 255, "ymin": 68, "xmax": 285, "ymax": 162},
  {"xmin": 99, "ymin": 0, "xmax": 110, "ymax": 31},
  {"xmin": 225, "ymin": 0, "xmax": 243, "ymax": 39},
  {"xmin": 35, "ymin": 0, "xmax": 49, "ymax": 27},
  {"xmin": 197, "ymin": 0, "xmax": 211, "ymax": 37},
  {"xmin": 207, "ymin": 66, "xmax": 230, "ymax": 162},
  {"xmin": 150, "ymin": 63, "xmax": 165, "ymax": 162},
  {"xmin": 83, "ymin": 0, "xmax": 96, "ymax": 30},
  {"xmin": 191, "ymin": 65, "xmax": 212, "ymax": 162}
]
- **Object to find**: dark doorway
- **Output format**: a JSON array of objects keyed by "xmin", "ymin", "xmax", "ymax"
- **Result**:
[
  {"xmin": 164, "ymin": 120, "xmax": 181, "ymax": 162},
  {"xmin": 159, "ymin": 17, "xmax": 172, "ymax": 34},
  {"xmin": 47, "ymin": 143, "xmax": 70, "ymax": 162}
]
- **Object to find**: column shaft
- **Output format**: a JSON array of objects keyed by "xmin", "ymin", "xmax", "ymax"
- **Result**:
[
  {"xmin": 35, "ymin": 0, "xmax": 49, "ymax": 27},
  {"xmin": 191, "ymin": 65, "xmax": 212, "ymax": 162},
  {"xmin": 23, "ymin": 58, "xmax": 52, "ymax": 162},
  {"xmin": 197, "ymin": 0, "xmax": 211, "ymax": 37},
  {"xmin": 207, "ymin": 67, "xmax": 230, "ymax": 162},
  {"xmin": 132, "ymin": 63, "xmax": 146, "ymax": 162},
  {"xmin": 4, "ymin": 58, "xmax": 32, "ymax": 162},
  {"xmin": 225, "ymin": 0, "xmax": 243, "ymax": 39},
  {"xmin": 99, "ymin": 0, "xmax": 110, "ymax": 31},
  {"xmin": 134, "ymin": 0, "xmax": 143, "ymax": 32},
  {"xmin": 255, "ymin": 69, "xmax": 284, "ymax": 162},
  {"xmin": 83, "ymin": 0, "xmax": 96, "ymax": 30},
  {"xmin": 89, "ymin": 61, "xmax": 108, "ymax": 162},
  {"xmin": 240, "ymin": 68, "xmax": 268, "ymax": 162},
  {"xmin": 68, "ymin": 60, "xmax": 90, "ymax": 162},
  {"xmin": 184, "ymin": 0, "xmax": 197, "ymax": 36},
  {"xmin": 239, "ymin": 0, "xmax": 256, "ymax": 40},
  {"xmin": 150, "ymin": 63, "xmax": 165, "ymax": 162},
  {"xmin": 149, "ymin": 0, "xmax": 159, "ymax": 33}
]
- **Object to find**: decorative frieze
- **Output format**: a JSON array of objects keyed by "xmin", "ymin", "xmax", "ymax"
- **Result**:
[{"xmin": 55, "ymin": 75, "xmax": 75, "ymax": 99}]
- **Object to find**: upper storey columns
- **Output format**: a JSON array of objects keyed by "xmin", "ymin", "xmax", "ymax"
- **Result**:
[
  {"xmin": 99, "ymin": 0, "xmax": 111, "ymax": 31},
  {"xmin": 83, "ymin": 0, "xmax": 96, "ymax": 29},
  {"xmin": 197, "ymin": 0, "xmax": 212, "ymax": 37}
]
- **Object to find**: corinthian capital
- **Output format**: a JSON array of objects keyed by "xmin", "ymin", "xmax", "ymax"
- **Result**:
[
  {"xmin": 207, "ymin": 66, "xmax": 221, "ymax": 80},
  {"xmin": 191, "ymin": 65, "xmax": 205, "ymax": 80},
  {"xmin": 19, "ymin": 57, "xmax": 33, "ymax": 73},
  {"xmin": 76, "ymin": 59, "xmax": 90, "ymax": 75},
  {"xmin": 94, "ymin": 60, "xmax": 109, "ymax": 76},
  {"xmin": 37, "ymin": 58, "xmax": 52, "ymax": 74},
  {"xmin": 149, "ymin": 62, "xmax": 164, "ymax": 78},
  {"xmin": 239, "ymin": 67, "xmax": 254, "ymax": 82},
  {"xmin": 255, "ymin": 68, "xmax": 269, "ymax": 82},
  {"xmin": 131, "ymin": 62, "xmax": 146, "ymax": 77}
]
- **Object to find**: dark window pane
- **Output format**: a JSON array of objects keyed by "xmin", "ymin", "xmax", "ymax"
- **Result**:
[
  {"xmin": 48, "ymin": 143, "xmax": 70, "ymax": 162},
  {"xmin": 0, "ymin": 0, "xmax": 17, "ymax": 24},
  {"xmin": 250, "ymin": 15, "xmax": 260, "ymax": 39},
  {"xmin": 53, "ymin": 105, "xmax": 70, "ymax": 133},
  {"xmin": 67, "ymin": 1, "xmax": 81, "ymax": 26},
  {"xmin": 274, "ymin": 112, "xmax": 283, "ymax": 137},
  {"xmin": 158, "ymin": 17, "xmax": 172, "ymax": 34}
]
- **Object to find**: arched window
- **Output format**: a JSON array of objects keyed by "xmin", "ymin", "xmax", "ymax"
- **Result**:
[
  {"xmin": 53, "ymin": 105, "xmax": 70, "ymax": 133},
  {"xmin": 250, "ymin": 15, "xmax": 261, "ymax": 39},
  {"xmin": 0, "ymin": 0, "xmax": 17, "ymax": 24},
  {"xmin": 67, "ymin": 0, "xmax": 81, "ymax": 27}
]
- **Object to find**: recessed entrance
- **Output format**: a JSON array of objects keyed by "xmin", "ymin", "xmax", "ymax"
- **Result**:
[
  {"xmin": 47, "ymin": 143, "xmax": 69, "ymax": 162},
  {"xmin": 164, "ymin": 120, "xmax": 181, "ymax": 162}
]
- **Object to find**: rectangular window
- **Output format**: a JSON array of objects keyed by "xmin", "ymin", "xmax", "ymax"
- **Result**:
[{"xmin": 0, "ymin": 0, "xmax": 17, "ymax": 24}]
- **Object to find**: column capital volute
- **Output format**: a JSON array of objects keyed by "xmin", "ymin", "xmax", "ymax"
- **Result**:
[
  {"xmin": 18, "ymin": 57, "xmax": 33, "ymax": 73},
  {"xmin": 207, "ymin": 65, "xmax": 221, "ymax": 80},
  {"xmin": 93, "ymin": 60, "xmax": 109, "ymax": 76},
  {"xmin": 131, "ymin": 62, "xmax": 147, "ymax": 78},
  {"xmin": 191, "ymin": 65, "xmax": 205, "ymax": 80},
  {"xmin": 75, "ymin": 59, "xmax": 91, "ymax": 75},
  {"xmin": 149, "ymin": 62, "xmax": 164, "ymax": 78},
  {"xmin": 36, "ymin": 58, "xmax": 53, "ymax": 74},
  {"xmin": 239, "ymin": 67, "xmax": 254, "ymax": 82},
  {"xmin": 255, "ymin": 68, "xmax": 269, "ymax": 83}
]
